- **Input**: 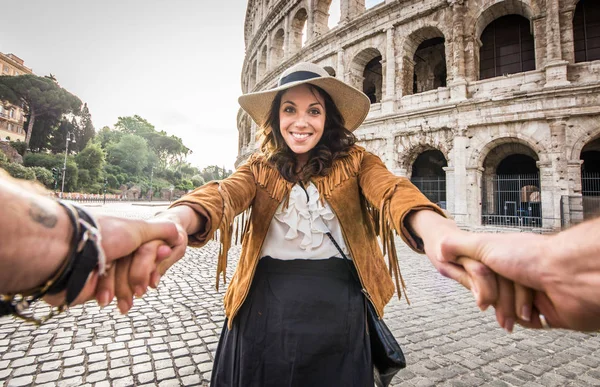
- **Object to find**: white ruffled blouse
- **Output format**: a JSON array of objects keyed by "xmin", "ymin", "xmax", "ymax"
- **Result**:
[{"xmin": 260, "ymin": 182, "xmax": 351, "ymax": 260}]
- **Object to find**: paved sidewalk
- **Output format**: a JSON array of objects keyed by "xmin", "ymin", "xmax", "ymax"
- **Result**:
[{"xmin": 1, "ymin": 204, "xmax": 599, "ymax": 386}]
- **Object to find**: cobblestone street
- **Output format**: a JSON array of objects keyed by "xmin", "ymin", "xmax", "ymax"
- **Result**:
[{"xmin": 1, "ymin": 203, "xmax": 599, "ymax": 386}]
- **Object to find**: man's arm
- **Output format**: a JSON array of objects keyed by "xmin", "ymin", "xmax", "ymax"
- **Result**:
[
  {"xmin": 439, "ymin": 217, "xmax": 600, "ymax": 331},
  {"xmin": 0, "ymin": 176, "xmax": 72, "ymax": 294},
  {"xmin": 0, "ymin": 171, "xmax": 180, "ymax": 300}
]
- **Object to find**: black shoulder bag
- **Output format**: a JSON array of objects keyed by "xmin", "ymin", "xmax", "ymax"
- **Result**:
[{"xmin": 325, "ymin": 232, "xmax": 406, "ymax": 387}]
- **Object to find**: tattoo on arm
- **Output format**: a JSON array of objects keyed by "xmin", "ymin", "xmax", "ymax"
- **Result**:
[{"xmin": 29, "ymin": 201, "xmax": 58, "ymax": 228}]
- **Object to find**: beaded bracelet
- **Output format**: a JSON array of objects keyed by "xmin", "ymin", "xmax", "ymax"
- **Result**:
[{"xmin": 0, "ymin": 200, "xmax": 106, "ymax": 325}]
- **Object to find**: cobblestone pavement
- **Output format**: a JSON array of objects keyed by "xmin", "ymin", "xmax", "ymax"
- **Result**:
[{"xmin": 1, "ymin": 203, "xmax": 599, "ymax": 387}]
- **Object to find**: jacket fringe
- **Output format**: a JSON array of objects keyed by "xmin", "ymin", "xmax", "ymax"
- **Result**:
[
  {"xmin": 314, "ymin": 146, "xmax": 364, "ymax": 202},
  {"xmin": 249, "ymin": 155, "xmax": 293, "ymax": 207},
  {"xmin": 366, "ymin": 182, "xmax": 410, "ymax": 305}
]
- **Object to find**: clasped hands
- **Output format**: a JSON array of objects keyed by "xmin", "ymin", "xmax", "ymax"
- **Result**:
[{"xmin": 47, "ymin": 214, "xmax": 572, "ymax": 332}]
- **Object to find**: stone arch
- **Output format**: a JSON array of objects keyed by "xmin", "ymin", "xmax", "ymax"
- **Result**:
[
  {"xmin": 366, "ymin": 0, "xmax": 385, "ymax": 9},
  {"xmin": 410, "ymin": 149, "xmax": 448, "ymax": 207},
  {"xmin": 328, "ymin": 0, "xmax": 341, "ymax": 28},
  {"xmin": 395, "ymin": 128, "xmax": 454, "ymax": 173},
  {"xmin": 466, "ymin": 0, "xmax": 535, "ymax": 80},
  {"xmin": 349, "ymin": 48, "xmax": 383, "ymax": 103},
  {"xmin": 271, "ymin": 28, "xmax": 285, "ymax": 68},
  {"xmin": 478, "ymin": 138, "xmax": 543, "ymax": 227},
  {"xmin": 258, "ymin": 45, "xmax": 267, "ymax": 80},
  {"xmin": 471, "ymin": 135, "xmax": 546, "ymax": 170},
  {"xmin": 580, "ymin": 137, "xmax": 600, "ymax": 219},
  {"xmin": 573, "ymin": 0, "xmax": 600, "ymax": 63},
  {"xmin": 473, "ymin": 0, "xmax": 534, "ymax": 39},
  {"xmin": 248, "ymin": 59, "xmax": 257, "ymax": 91},
  {"xmin": 401, "ymin": 26, "xmax": 446, "ymax": 96},
  {"xmin": 569, "ymin": 128, "xmax": 600, "ymax": 160},
  {"xmin": 479, "ymin": 14, "xmax": 536, "ymax": 79},
  {"xmin": 290, "ymin": 8, "xmax": 308, "ymax": 53},
  {"xmin": 314, "ymin": 0, "xmax": 333, "ymax": 38},
  {"xmin": 482, "ymin": 142, "xmax": 539, "ymax": 172}
]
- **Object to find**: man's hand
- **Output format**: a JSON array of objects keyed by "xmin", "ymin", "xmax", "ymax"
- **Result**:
[{"xmin": 439, "ymin": 231, "xmax": 600, "ymax": 331}]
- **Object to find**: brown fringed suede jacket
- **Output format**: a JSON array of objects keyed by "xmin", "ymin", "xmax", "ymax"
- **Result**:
[{"xmin": 170, "ymin": 145, "xmax": 444, "ymax": 328}]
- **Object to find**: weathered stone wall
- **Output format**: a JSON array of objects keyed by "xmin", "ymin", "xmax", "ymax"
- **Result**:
[{"xmin": 238, "ymin": 0, "xmax": 600, "ymax": 230}]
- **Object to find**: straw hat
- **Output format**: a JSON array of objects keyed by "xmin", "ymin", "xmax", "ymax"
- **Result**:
[{"xmin": 238, "ymin": 62, "xmax": 371, "ymax": 132}]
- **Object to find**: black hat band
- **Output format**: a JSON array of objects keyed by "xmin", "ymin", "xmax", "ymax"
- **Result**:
[{"xmin": 278, "ymin": 71, "xmax": 322, "ymax": 87}]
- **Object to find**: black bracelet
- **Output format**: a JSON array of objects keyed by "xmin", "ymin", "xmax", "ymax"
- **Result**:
[{"xmin": 0, "ymin": 200, "xmax": 106, "ymax": 324}]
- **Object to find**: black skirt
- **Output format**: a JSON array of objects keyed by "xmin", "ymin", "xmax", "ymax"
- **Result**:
[{"xmin": 210, "ymin": 257, "xmax": 373, "ymax": 387}]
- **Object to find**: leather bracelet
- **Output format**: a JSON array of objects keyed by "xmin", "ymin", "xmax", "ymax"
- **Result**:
[{"xmin": 0, "ymin": 200, "xmax": 106, "ymax": 324}]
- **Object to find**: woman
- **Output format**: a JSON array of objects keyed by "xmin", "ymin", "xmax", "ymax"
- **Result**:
[{"xmin": 102, "ymin": 62, "xmax": 530, "ymax": 385}]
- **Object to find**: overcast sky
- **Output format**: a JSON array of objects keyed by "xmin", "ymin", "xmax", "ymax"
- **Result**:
[
  {"xmin": 0, "ymin": 0, "xmax": 382, "ymax": 170},
  {"xmin": 0, "ymin": 0, "xmax": 248, "ymax": 170}
]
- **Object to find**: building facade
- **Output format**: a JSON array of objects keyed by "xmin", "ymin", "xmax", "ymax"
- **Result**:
[
  {"xmin": 0, "ymin": 53, "xmax": 32, "ymax": 142},
  {"xmin": 237, "ymin": 0, "xmax": 600, "ymax": 230}
]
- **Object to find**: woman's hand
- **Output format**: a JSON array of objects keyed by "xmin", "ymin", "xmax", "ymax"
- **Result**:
[
  {"xmin": 94, "ymin": 222, "xmax": 189, "ymax": 314},
  {"xmin": 408, "ymin": 210, "xmax": 534, "ymax": 333}
]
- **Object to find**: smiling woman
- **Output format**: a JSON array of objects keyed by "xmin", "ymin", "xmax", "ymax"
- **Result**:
[{"xmin": 122, "ymin": 62, "xmax": 528, "ymax": 387}]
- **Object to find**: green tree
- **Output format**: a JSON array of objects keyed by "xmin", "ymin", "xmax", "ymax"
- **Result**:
[
  {"xmin": 48, "ymin": 117, "xmax": 78, "ymax": 154},
  {"xmin": 0, "ymin": 74, "xmax": 82, "ymax": 146},
  {"xmin": 115, "ymin": 115, "xmax": 155, "ymax": 136},
  {"xmin": 76, "ymin": 103, "xmax": 95, "ymax": 151},
  {"xmin": 9, "ymin": 140, "xmax": 27, "ymax": 156},
  {"xmin": 75, "ymin": 143, "xmax": 105, "ymax": 182},
  {"xmin": 191, "ymin": 174, "xmax": 205, "ymax": 187},
  {"xmin": 95, "ymin": 126, "xmax": 122, "ymax": 149},
  {"xmin": 106, "ymin": 134, "xmax": 150, "ymax": 175},
  {"xmin": 200, "ymin": 165, "xmax": 231, "ymax": 181}
]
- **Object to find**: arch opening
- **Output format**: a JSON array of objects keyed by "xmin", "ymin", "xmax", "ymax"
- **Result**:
[
  {"xmin": 328, "ymin": 0, "xmax": 341, "ymax": 28},
  {"xmin": 410, "ymin": 149, "xmax": 447, "ymax": 208},
  {"xmin": 573, "ymin": 0, "xmax": 600, "ymax": 63},
  {"xmin": 248, "ymin": 60, "xmax": 257, "ymax": 91},
  {"xmin": 271, "ymin": 29, "xmax": 285, "ymax": 67},
  {"xmin": 481, "ymin": 143, "xmax": 542, "ymax": 228},
  {"xmin": 366, "ymin": 0, "xmax": 384, "ymax": 9},
  {"xmin": 291, "ymin": 8, "xmax": 308, "ymax": 52},
  {"xmin": 581, "ymin": 137, "xmax": 600, "ymax": 220},
  {"xmin": 363, "ymin": 56, "xmax": 382, "ymax": 103},
  {"xmin": 479, "ymin": 14, "xmax": 535, "ymax": 80},
  {"xmin": 413, "ymin": 37, "xmax": 447, "ymax": 94},
  {"xmin": 258, "ymin": 45, "xmax": 267, "ymax": 80}
]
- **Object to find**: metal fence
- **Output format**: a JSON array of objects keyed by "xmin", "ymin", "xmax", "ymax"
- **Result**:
[
  {"xmin": 561, "ymin": 172, "xmax": 600, "ymax": 228},
  {"xmin": 481, "ymin": 174, "xmax": 542, "ymax": 228},
  {"xmin": 411, "ymin": 177, "xmax": 446, "ymax": 209}
]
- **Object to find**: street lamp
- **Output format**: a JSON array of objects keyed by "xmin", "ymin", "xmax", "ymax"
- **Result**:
[
  {"xmin": 149, "ymin": 166, "xmax": 154, "ymax": 201},
  {"xmin": 103, "ymin": 177, "xmax": 108, "ymax": 205},
  {"xmin": 61, "ymin": 132, "xmax": 76, "ymax": 195}
]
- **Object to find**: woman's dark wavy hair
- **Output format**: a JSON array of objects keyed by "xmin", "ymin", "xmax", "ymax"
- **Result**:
[{"xmin": 259, "ymin": 84, "xmax": 357, "ymax": 183}]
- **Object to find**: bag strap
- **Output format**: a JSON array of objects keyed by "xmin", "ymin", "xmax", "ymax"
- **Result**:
[{"xmin": 325, "ymin": 231, "xmax": 363, "ymax": 288}]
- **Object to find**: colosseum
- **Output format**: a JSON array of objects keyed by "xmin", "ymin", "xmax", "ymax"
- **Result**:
[{"xmin": 236, "ymin": 0, "xmax": 600, "ymax": 231}]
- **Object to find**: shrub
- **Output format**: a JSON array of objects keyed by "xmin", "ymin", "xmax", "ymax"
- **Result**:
[
  {"xmin": 31, "ymin": 166, "xmax": 55, "ymax": 187},
  {"xmin": 3, "ymin": 163, "xmax": 36, "ymax": 180},
  {"xmin": 24, "ymin": 152, "xmax": 63, "ymax": 169},
  {"xmin": 9, "ymin": 141, "xmax": 27, "ymax": 156}
]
